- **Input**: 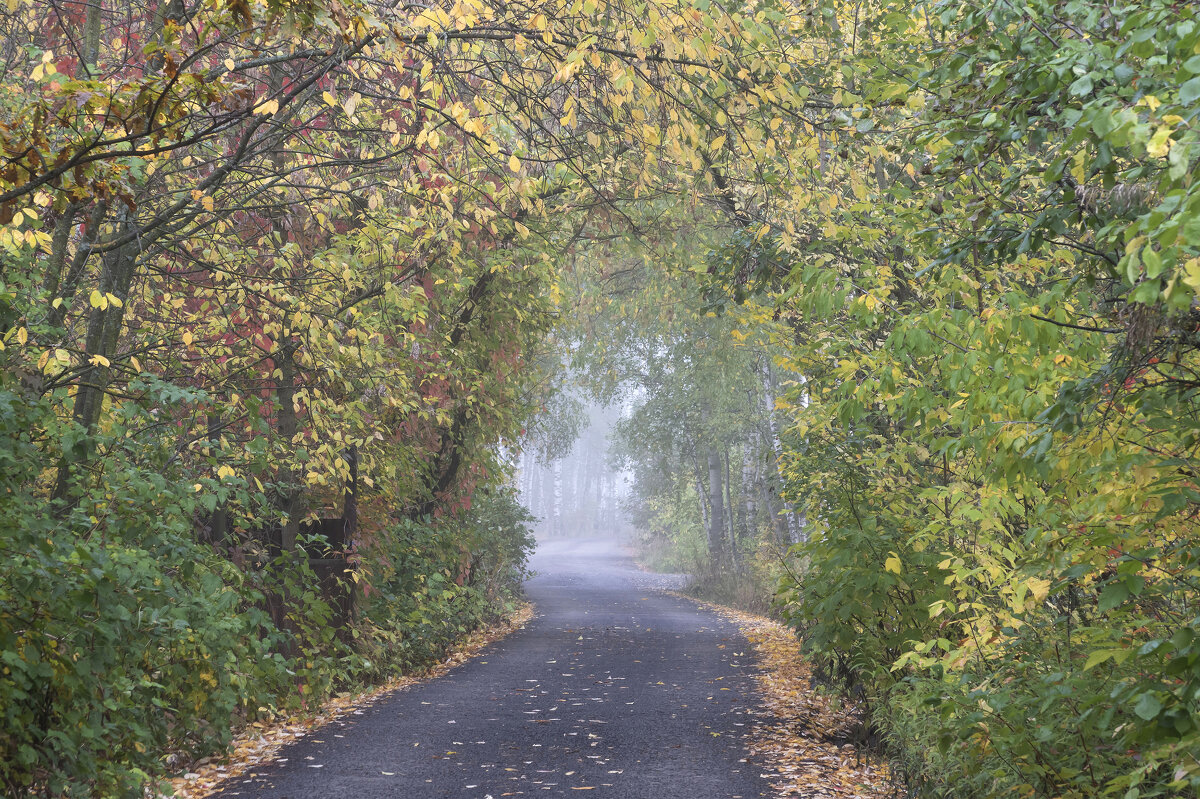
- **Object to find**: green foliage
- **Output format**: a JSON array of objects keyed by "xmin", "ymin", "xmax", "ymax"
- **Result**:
[
  {"xmin": 461, "ymin": 489, "xmax": 538, "ymax": 604},
  {"xmin": 633, "ymin": 489, "xmax": 710, "ymax": 576},
  {"xmin": 749, "ymin": 0, "xmax": 1200, "ymax": 795},
  {"xmin": 562, "ymin": 234, "xmax": 800, "ymax": 611},
  {"xmin": 0, "ymin": 376, "xmax": 536, "ymax": 796},
  {"xmin": 0, "ymin": 391, "xmax": 290, "ymax": 797},
  {"xmin": 353, "ymin": 492, "xmax": 535, "ymax": 682}
]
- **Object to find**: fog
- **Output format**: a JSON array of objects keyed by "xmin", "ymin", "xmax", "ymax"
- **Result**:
[{"xmin": 516, "ymin": 400, "xmax": 632, "ymax": 541}]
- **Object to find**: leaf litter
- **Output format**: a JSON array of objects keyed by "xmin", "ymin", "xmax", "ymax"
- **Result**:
[
  {"xmin": 162, "ymin": 602, "xmax": 535, "ymax": 799},
  {"xmin": 690, "ymin": 599, "xmax": 897, "ymax": 799}
]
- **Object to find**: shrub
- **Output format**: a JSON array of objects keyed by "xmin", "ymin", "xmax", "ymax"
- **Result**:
[{"xmin": 0, "ymin": 390, "xmax": 291, "ymax": 797}]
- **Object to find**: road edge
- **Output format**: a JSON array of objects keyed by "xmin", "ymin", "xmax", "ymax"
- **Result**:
[
  {"xmin": 162, "ymin": 601, "xmax": 537, "ymax": 799},
  {"xmin": 673, "ymin": 594, "xmax": 897, "ymax": 799}
]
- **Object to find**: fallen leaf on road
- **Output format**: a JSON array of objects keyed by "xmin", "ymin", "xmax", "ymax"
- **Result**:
[
  {"xmin": 688, "ymin": 599, "xmax": 897, "ymax": 799},
  {"xmin": 163, "ymin": 602, "xmax": 535, "ymax": 799}
]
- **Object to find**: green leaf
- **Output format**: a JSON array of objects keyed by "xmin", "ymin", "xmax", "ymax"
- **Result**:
[
  {"xmin": 1099, "ymin": 582, "xmax": 1130, "ymax": 612},
  {"xmin": 1133, "ymin": 692, "xmax": 1163, "ymax": 721},
  {"xmin": 1143, "ymin": 247, "xmax": 1163, "ymax": 278},
  {"xmin": 1180, "ymin": 77, "xmax": 1200, "ymax": 106},
  {"xmin": 1068, "ymin": 75, "xmax": 1094, "ymax": 97}
]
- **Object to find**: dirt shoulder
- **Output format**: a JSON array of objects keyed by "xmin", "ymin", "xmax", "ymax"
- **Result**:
[{"xmin": 685, "ymin": 598, "xmax": 897, "ymax": 798}]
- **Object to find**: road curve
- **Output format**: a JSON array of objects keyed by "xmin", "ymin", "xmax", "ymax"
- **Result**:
[{"xmin": 213, "ymin": 537, "xmax": 771, "ymax": 799}]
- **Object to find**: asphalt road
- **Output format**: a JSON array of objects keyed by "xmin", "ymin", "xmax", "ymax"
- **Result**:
[{"xmin": 213, "ymin": 537, "xmax": 771, "ymax": 799}]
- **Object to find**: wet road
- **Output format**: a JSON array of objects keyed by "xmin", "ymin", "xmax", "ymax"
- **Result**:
[{"xmin": 213, "ymin": 537, "xmax": 770, "ymax": 798}]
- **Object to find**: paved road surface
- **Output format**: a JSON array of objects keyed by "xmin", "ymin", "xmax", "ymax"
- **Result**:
[{"xmin": 213, "ymin": 537, "xmax": 771, "ymax": 798}]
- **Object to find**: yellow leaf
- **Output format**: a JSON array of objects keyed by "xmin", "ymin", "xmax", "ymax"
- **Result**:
[
  {"xmin": 223, "ymin": 58, "xmax": 235, "ymax": 71},
  {"xmin": 88, "ymin": 354, "xmax": 110, "ymax": 367},
  {"xmin": 1182, "ymin": 257, "xmax": 1200, "ymax": 292},
  {"xmin": 253, "ymin": 98, "xmax": 280, "ymax": 116},
  {"xmin": 202, "ymin": 195, "xmax": 214, "ymax": 212},
  {"xmin": 16, "ymin": 327, "xmax": 27, "ymax": 345},
  {"xmin": 884, "ymin": 553, "xmax": 903, "ymax": 574},
  {"xmin": 182, "ymin": 331, "xmax": 194, "ymax": 346},
  {"xmin": 323, "ymin": 91, "xmax": 337, "ymax": 107},
  {"xmin": 217, "ymin": 465, "xmax": 236, "ymax": 480},
  {"xmin": 1147, "ymin": 125, "xmax": 1173, "ymax": 158},
  {"xmin": 89, "ymin": 289, "xmax": 107, "ymax": 309},
  {"xmin": 54, "ymin": 348, "xmax": 70, "ymax": 365},
  {"xmin": 508, "ymin": 154, "xmax": 521, "ymax": 173}
]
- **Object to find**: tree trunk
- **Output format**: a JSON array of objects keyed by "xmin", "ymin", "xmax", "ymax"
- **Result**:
[
  {"xmin": 761, "ymin": 359, "xmax": 805, "ymax": 544},
  {"xmin": 52, "ymin": 224, "xmax": 138, "ymax": 505},
  {"xmin": 707, "ymin": 446, "xmax": 724, "ymax": 570},
  {"xmin": 742, "ymin": 448, "xmax": 758, "ymax": 544},
  {"xmin": 724, "ymin": 447, "xmax": 738, "ymax": 569}
]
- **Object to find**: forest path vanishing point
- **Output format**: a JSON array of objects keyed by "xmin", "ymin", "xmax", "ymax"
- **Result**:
[{"xmin": 211, "ymin": 537, "xmax": 772, "ymax": 799}]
